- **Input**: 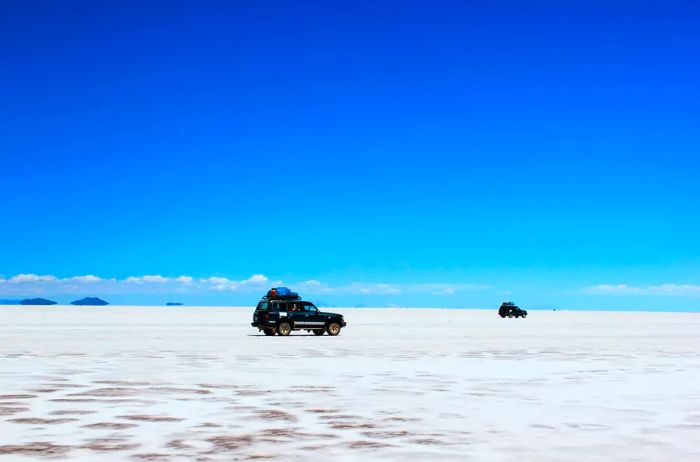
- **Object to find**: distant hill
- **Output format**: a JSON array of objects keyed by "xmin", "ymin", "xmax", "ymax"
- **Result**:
[
  {"xmin": 20, "ymin": 298, "xmax": 57, "ymax": 305},
  {"xmin": 70, "ymin": 297, "xmax": 109, "ymax": 306},
  {"xmin": 0, "ymin": 299, "xmax": 22, "ymax": 305},
  {"xmin": 166, "ymin": 302, "xmax": 184, "ymax": 306}
]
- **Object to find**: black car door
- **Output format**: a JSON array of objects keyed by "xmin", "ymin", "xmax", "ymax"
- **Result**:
[
  {"xmin": 301, "ymin": 302, "xmax": 325, "ymax": 328},
  {"xmin": 286, "ymin": 302, "xmax": 307, "ymax": 326}
]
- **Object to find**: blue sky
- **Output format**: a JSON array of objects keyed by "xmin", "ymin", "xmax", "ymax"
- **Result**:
[{"xmin": 1, "ymin": 1, "xmax": 699, "ymax": 309}]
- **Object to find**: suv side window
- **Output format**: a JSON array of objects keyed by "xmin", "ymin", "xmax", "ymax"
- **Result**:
[
  {"xmin": 256, "ymin": 301, "xmax": 269, "ymax": 311},
  {"xmin": 302, "ymin": 302, "xmax": 317, "ymax": 312}
]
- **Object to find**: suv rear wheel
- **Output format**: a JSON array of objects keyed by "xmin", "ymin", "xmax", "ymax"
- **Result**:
[
  {"xmin": 277, "ymin": 321, "xmax": 292, "ymax": 336},
  {"xmin": 326, "ymin": 322, "xmax": 341, "ymax": 336}
]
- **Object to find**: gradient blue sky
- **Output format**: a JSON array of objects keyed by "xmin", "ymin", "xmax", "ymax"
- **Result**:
[{"xmin": 1, "ymin": 1, "xmax": 699, "ymax": 309}]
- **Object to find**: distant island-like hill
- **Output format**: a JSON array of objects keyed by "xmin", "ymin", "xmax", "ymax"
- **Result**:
[
  {"xmin": 71, "ymin": 297, "xmax": 109, "ymax": 306},
  {"xmin": 20, "ymin": 298, "xmax": 57, "ymax": 305}
]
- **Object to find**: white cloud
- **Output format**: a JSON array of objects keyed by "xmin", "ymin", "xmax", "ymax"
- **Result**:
[
  {"xmin": 582, "ymin": 283, "xmax": 700, "ymax": 297},
  {"xmin": 127, "ymin": 275, "xmax": 169, "ymax": 284},
  {"xmin": 297, "ymin": 281, "xmax": 489, "ymax": 296},
  {"xmin": 142, "ymin": 275, "xmax": 169, "ymax": 283},
  {"xmin": 205, "ymin": 277, "xmax": 229, "ymax": 284},
  {"xmin": 296, "ymin": 282, "xmax": 402, "ymax": 296},
  {"xmin": 200, "ymin": 274, "xmax": 272, "ymax": 291},
  {"xmin": 70, "ymin": 275, "xmax": 102, "ymax": 283},
  {"xmin": 0, "ymin": 273, "xmax": 271, "ymax": 295},
  {"xmin": 242, "ymin": 274, "xmax": 268, "ymax": 284},
  {"xmin": 203, "ymin": 277, "xmax": 235, "ymax": 291},
  {"xmin": 0, "ymin": 273, "xmax": 490, "ymax": 299},
  {"xmin": 9, "ymin": 274, "xmax": 57, "ymax": 283},
  {"xmin": 205, "ymin": 277, "xmax": 233, "ymax": 291}
]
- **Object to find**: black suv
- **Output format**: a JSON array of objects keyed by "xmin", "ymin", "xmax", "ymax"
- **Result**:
[
  {"xmin": 251, "ymin": 298, "xmax": 346, "ymax": 336},
  {"xmin": 499, "ymin": 301, "xmax": 528, "ymax": 318}
]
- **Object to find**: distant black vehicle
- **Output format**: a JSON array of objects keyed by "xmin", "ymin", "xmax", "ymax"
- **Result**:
[
  {"xmin": 166, "ymin": 302, "xmax": 184, "ymax": 306},
  {"xmin": 252, "ymin": 293, "xmax": 346, "ymax": 336},
  {"xmin": 499, "ymin": 301, "xmax": 527, "ymax": 318}
]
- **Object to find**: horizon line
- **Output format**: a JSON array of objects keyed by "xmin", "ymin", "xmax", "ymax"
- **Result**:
[{"xmin": 0, "ymin": 303, "xmax": 698, "ymax": 313}]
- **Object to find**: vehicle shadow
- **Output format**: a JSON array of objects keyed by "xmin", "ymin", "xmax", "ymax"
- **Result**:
[{"xmin": 247, "ymin": 334, "xmax": 327, "ymax": 337}]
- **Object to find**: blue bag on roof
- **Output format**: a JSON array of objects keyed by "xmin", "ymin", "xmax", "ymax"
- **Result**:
[{"xmin": 276, "ymin": 287, "xmax": 292, "ymax": 297}]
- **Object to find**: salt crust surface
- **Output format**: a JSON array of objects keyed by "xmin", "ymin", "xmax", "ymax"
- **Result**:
[{"xmin": 1, "ymin": 307, "xmax": 699, "ymax": 461}]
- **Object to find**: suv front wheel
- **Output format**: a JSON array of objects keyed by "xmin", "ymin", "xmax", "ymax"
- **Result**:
[
  {"xmin": 326, "ymin": 322, "xmax": 341, "ymax": 336},
  {"xmin": 277, "ymin": 321, "xmax": 292, "ymax": 336}
]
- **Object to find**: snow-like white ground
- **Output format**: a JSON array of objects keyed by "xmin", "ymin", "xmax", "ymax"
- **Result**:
[{"xmin": 0, "ymin": 307, "xmax": 699, "ymax": 461}]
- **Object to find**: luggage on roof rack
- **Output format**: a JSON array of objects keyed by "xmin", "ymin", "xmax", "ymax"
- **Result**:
[{"xmin": 267, "ymin": 287, "xmax": 300, "ymax": 300}]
